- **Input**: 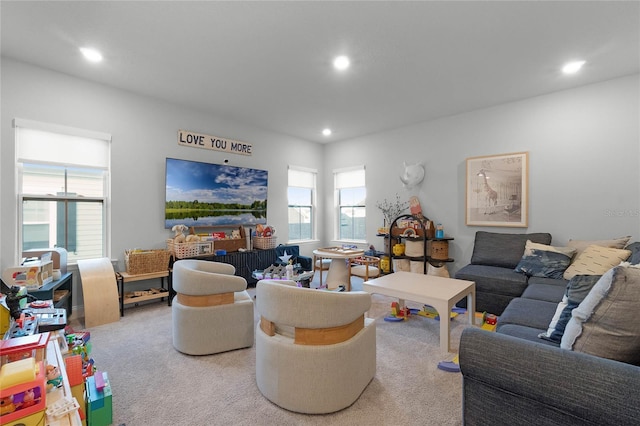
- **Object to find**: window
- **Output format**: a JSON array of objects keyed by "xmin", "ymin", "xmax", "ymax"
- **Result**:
[
  {"xmin": 334, "ymin": 166, "xmax": 366, "ymax": 241},
  {"xmin": 287, "ymin": 167, "xmax": 316, "ymax": 241},
  {"xmin": 15, "ymin": 119, "xmax": 111, "ymax": 263}
]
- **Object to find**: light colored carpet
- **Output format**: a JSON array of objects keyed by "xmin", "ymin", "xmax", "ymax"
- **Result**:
[{"xmin": 77, "ymin": 277, "xmax": 468, "ymax": 425}]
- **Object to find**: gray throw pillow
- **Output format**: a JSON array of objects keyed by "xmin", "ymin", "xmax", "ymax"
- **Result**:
[
  {"xmin": 625, "ymin": 242, "xmax": 640, "ymax": 265},
  {"xmin": 470, "ymin": 231, "xmax": 552, "ymax": 269},
  {"xmin": 538, "ymin": 274, "xmax": 601, "ymax": 343},
  {"xmin": 561, "ymin": 265, "xmax": 640, "ymax": 365}
]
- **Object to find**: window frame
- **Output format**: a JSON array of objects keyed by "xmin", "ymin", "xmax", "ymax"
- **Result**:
[
  {"xmin": 14, "ymin": 119, "xmax": 112, "ymax": 264},
  {"xmin": 287, "ymin": 166, "xmax": 317, "ymax": 242},
  {"xmin": 334, "ymin": 166, "xmax": 366, "ymax": 243}
]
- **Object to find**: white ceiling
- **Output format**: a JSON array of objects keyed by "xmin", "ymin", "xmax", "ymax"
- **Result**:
[{"xmin": 2, "ymin": 1, "xmax": 639, "ymax": 144}]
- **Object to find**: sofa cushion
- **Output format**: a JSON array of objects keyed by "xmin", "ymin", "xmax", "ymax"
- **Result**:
[
  {"xmin": 521, "ymin": 282, "xmax": 566, "ymax": 303},
  {"xmin": 456, "ymin": 264, "xmax": 528, "ymax": 297},
  {"xmin": 514, "ymin": 240, "xmax": 576, "ymax": 279},
  {"xmin": 563, "ymin": 245, "xmax": 631, "ymax": 279},
  {"xmin": 567, "ymin": 236, "xmax": 631, "ymax": 258},
  {"xmin": 562, "ymin": 264, "xmax": 640, "ymax": 365},
  {"xmin": 538, "ymin": 275, "xmax": 602, "ymax": 343},
  {"xmin": 495, "ymin": 324, "xmax": 560, "ymax": 347},
  {"xmin": 498, "ymin": 297, "xmax": 559, "ymax": 331},
  {"xmin": 470, "ymin": 231, "xmax": 552, "ymax": 269}
]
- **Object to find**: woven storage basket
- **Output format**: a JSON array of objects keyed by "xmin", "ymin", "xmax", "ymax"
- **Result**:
[
  {"xmin": 166, "ymin": 239, "xmax": 214, "ymax": 259},
  {"xmin": 253, "ymin": 236, "xmax": 277, "ymax": 249},
  {"xmin": 430, "ymin": 240, "xmax": 449, "ymax": 260},
  {"xmin": 405, "ymin": 239, "xmax": 423, "ymax": 257},
  {"xmin": 125, "ymin": 249, "xmax": 171, "ymax": 275}
]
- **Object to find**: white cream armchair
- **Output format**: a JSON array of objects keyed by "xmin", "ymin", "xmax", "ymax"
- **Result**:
[
  {"xmin": 172, "ymin": 259, "xmax": 254, "ymax": 355},
  {"xmin": 255, "ymin": 279, "xmax": 376, "ymax": 414}
]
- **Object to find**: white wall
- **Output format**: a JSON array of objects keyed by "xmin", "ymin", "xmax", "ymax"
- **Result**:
[
  {"xmin": 324, "ymin": 74, "xmax": 640, "ymax": 274},
  {"xmin": 1, "ymin": 58, "xmax": 323, "ymax": 306}
]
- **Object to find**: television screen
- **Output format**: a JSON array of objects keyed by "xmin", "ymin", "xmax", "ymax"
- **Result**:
[{"xmin": 165, "ymin": 158, "xmax": 268, "ymax": 228}]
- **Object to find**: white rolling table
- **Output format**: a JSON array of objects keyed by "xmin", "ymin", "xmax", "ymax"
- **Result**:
[{"xmin": 363, "ymin": 271, "xmax": 476, "ymax": 353}]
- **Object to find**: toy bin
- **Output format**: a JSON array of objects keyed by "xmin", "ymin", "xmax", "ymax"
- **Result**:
[
  {"xmin": 0, "ymin": 359, "xmax": 46, "ymax": 425},
  {"xmin": 166, "ymin": 240, "xmax": 214, "ymax": 259}
]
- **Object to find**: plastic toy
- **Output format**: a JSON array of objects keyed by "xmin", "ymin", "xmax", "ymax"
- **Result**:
[
  {"xmin": 1, "ymin": 395, "xmax": 16, "ymax": 415},
  {"xmin": 437, "ymin": 355, "xmax": 460, "ymax": 373},
  {"xmin": 46, "ymin": 364, "xmax": 63, "ymax": 391},
  {"xmin": 417, "ymin": 305, "xmax": 459, "ymax": 321},
  {"xmin": 384, "ymin": 301, "xmax": 411, "ymax": 322},
  {"xmin": 485, "ymin": 313, "xmax": 498, "ymax": 325},
  {"xmin": 18, "ymin": 388, "xmax": 38, "ymax": 408},
  {"xmin": 3, "ymin": 283, "xmax": 37, "ymax": 320}
]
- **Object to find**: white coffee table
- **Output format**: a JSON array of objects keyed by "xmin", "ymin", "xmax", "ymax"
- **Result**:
[{"xmin": 363, "ymin": 271, "xmax": 476, "ymax": 353}]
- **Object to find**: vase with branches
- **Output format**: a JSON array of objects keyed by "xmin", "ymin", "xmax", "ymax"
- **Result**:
[{"xmin": 376, "ymin": 194, "xmax": 409, "ymax": 229}]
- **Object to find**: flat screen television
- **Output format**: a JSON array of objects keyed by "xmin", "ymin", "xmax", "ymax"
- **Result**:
[{"xmin": 165, "ymin": 158, "xmax": 268, "ymax": 229}]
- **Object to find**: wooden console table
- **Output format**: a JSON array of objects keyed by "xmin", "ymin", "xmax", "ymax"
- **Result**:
[{"xmin": 116, "ymin": 270, "xmax": 172, "ymax": 316}]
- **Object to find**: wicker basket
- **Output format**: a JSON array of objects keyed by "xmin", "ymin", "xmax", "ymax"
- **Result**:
[
  {"xmin": 125, "ymin": 249, "xmax": 171, "ymax": 275},
  {"xmin": 166, "ymin": 239, "xmax": 214, "ymax": 259},
  {"xmin": 430, "ymin": 240, "xmax": 449, "ymax": 260},
  {"xmin": 253, "ymin": 236, "xmax": 277, "ymax": 250}
]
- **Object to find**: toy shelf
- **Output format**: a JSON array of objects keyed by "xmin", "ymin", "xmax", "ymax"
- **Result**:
[
  {"xmin": 46, "ymin": 338, "xmax": 82, "ymax": 425},
  {"xmin": 116, "ymin": 270, "xmax": 172, "ymax": 317}
]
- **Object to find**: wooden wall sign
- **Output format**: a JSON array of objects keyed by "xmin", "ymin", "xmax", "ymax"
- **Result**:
[{"xmin": 178, "ymin": 129, "xmax": 253, "ymax": 156}]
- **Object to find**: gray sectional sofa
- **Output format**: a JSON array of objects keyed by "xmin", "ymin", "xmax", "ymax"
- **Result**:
[
  {"xmin": 457, "ymin": 233, "xmax": 640, "ymax": 425},
  {"xmin": 455, "ymin": 231, "xmax": 557, "ymax": 315}
]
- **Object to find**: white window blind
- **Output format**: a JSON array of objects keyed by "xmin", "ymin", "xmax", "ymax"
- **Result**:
[
  {"xmin": 288, "ymin": 167, "xmax": 316, "ymax": 188},
  {"xmin": 335, "ymin": 166, "xmax": 365, "ymax": 189},
  {"xmin": 15, "ymin": 119, "xmax": 111, "ymax": 169}
]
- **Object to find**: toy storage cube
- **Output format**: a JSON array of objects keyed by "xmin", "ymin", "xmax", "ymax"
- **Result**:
[
  {"xmin": 0, "ymin": 359, "xmax": 46, "ymax": 425},
  {"xmin": 86, "ymin": 371, "xmax": 112, "ymax": 426}
]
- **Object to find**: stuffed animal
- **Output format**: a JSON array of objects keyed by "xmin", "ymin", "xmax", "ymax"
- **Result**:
[
  {"xmin": 185, "ymin": 227, "xmax": 200, "ymax": 242},
  {"xmin": 171, "ymin": 224, "xmax": 188, "ymax": 244}
]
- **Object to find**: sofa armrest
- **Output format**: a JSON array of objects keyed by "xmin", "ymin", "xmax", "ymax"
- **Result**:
[{"xmin": 459, "ymin": 327, "xmax": 640, "ymax": 425}]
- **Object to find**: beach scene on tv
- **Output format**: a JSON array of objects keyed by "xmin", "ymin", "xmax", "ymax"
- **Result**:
[{"xmin": 165, "ymin": 158, "xmax": 268, "ymax": 228}]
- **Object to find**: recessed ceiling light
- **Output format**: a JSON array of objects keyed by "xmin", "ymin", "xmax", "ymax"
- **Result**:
[
  {"xmin": 562, "ymin": 60, "xmax": 586, "ymax": 74},
  {"xmin": 333, "ymin": 55, "xmax": 350, "ymax": 71},
  {"xmin": 80, "ymin": 47, "xmax": 103, "ymax": 63},
  {"xmin": 322, "ymin": 128, "xmax": 332, "ymax": 136}
]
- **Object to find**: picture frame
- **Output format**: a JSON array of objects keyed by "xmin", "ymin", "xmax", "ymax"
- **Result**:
[{"xmin": 465, "ymin": 152, "xmax": 528, "ymax": 227}]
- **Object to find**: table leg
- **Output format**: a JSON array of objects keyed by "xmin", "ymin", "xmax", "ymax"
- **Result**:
[
  {"xmin": 326, "ymin": 258, "xmax": 348, "ymax": 289},
  {"xmin": 431, "ymin": 300, "xmax": 451, "ymax": 353},
  {"xmin": 168, "ymin": 270, "xmax": 173, "ymax": 306},
  {"xmin": 118, "ymin": 275, "xmax": 124, "ymax": 317},
  {"xmin": 467, "ymin": 289, "xmax": 475, "ymax": 326}
]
